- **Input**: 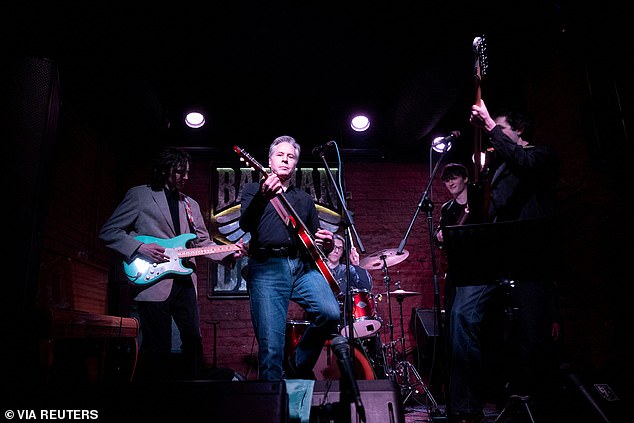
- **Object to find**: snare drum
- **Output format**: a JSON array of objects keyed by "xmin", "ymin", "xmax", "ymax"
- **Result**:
[{"xmin": 340, "ymin": 289, "xmax": 382, "ymax": 338}]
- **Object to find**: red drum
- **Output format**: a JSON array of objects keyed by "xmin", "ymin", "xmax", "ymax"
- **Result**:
[
  {"xmin": 339, "ymin": 289, "xmax": 382, "ymax": 339},
  {"xmin": 284, "ymin": 320, "xmax": 375, "ymax": 380},
  {"xmin": 313, "ymin": 339, "xmax": 375, "ymax": 381},
  {"xmin": 285, "ymin": 320, "xmax": 311, "ymax": 362}
]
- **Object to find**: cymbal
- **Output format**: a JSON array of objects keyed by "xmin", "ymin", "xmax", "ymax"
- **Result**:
[
  {"xmin": 381, "ymin": 289, "xmax": 421, "ymax": 298},
  {"xmin": 359, "ymin": 248, "xmax": 409, "ymax": 270}
]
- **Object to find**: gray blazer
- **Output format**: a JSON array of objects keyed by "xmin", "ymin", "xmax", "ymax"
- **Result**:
[{"xmin": 99, "ymin": 184, "xmax": 230, "ymax": 301}]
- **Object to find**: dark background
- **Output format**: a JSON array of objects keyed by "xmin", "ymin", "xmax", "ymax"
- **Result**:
[{"xmin": 8, "ymin": 1, "xmax": 629, "ymax": 163}]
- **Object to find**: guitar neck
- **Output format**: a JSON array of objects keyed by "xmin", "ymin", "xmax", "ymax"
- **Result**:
[
  {"xmin": 177, "ymin": 244, "xmax": 239, "ymax": 258},
  {"xmin": 455, "ymin": 203, "xmax": 467, "ymax": 225},
  {"xmin": 472, "ymin": 35, "xmax": 487, "ymax": 186},
  {"xmin": 276, "ymin": 193, "xmax": 311, "ymax": 236},
  {"xmin": 473, "ymin": 80, "xmax": 483, "ymax": 184},
  {"xmin": 270, "ymin": 196, "xmax": 292, "ymax": 225},
  {"xmin": 273, "ymin": 189, "xmax": 328, "ymax": 258}
]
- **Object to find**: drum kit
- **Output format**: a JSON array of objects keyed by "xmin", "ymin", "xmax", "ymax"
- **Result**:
[{"xmin": 283, "ymin": 246, "xmax": 440, "ymax": 410}]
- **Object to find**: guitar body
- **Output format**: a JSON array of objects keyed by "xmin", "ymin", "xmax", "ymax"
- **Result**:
[
  {"xmin": 233, "ymin": 145, "xmax": 341, "ymax": 296},
  {"xmin": 124, "ymin": 234, "xmax": 196, "ymax": 285},
  {"xmin": 124, "ymin": 234, "xmax": 240, "ymax": 285}
]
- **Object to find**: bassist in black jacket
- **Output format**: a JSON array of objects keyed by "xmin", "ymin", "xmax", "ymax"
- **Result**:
[{"xmin": 445, "ymin": 100, "xmax": 561, "ymax": 423}]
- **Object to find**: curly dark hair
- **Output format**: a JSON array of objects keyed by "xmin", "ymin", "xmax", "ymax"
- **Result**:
[{"xmin": 149, "ymin": 147, "xmax": 191, "ymax": 191}]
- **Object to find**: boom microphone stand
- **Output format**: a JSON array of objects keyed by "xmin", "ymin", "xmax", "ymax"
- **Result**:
[
  {"xmin": 396, "ymin": 144, "xmax": 451, "ymax": 413},
  {"xmin": 314, "ymin": 142, "xmax": 366, "ymax": 361}
]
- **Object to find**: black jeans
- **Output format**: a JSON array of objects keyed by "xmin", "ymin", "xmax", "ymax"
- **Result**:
[{"xmin": 136, "ymin": 276, "xmax": 203, "ymax": 381}]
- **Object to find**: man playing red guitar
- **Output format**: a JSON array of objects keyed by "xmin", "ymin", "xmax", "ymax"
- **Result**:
[{"xmin": 239, "ymin": 135, "xmax": 340, "ymax": 381}]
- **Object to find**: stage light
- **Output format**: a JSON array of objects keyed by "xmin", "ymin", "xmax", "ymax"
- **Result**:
[
  {"xmin": 185, "ymin": 111, "xmax": 205, "ymax": 128},
  {"xmin": 350, "ymin": 115, "xmax": 370, "ymax": 132}
]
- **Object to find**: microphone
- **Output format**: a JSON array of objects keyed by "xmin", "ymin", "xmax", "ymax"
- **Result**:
[
  {"xmin": 431, "ymin": 131, "xmax": 460, "ymax": 153},
  {"xmin": 330, "ymin": 335, "xmax": 366, "ymax": 422},
  {"xmin": 439, "ymin": 130, "xmax": 461, "ymax": 144},
  {"xmin": 311, "ymin": 140, "xmax": 336, "ymax": 156}
]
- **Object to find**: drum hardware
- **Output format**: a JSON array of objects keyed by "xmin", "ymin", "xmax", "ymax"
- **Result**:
[
  {"xmin": 390, "ymin": 129, "xmax": 449, "ymax": 419},
  {"xmin": 392, "ymin": 289, "xmax": 440, "ymax": 412},
  {"xmin": 378, "ymin": 271, "xmax": 440, "ymax": 413},
  {"xmin": 359, "ymin": 334, "xmax": 388, "ymax": 380}
]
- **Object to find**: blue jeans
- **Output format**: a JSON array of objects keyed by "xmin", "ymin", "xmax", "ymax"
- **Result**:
[
  {"xmin": 448, "ymin": 283, "xmax": 498, "ymax": 416},
  {"xmin": 247, "ymin": 256, "xmax": 341, "ymax": 381}
]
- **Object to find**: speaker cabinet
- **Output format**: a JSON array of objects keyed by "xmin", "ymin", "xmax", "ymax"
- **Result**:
[
  {"xmin": 411, "ymin": 308, "xmax": 444, "ymax": 364},
  {"xmin": 10, "ymin": 380, "xmax": 288, "ymax": 423},
  {"xmin": 311, "ymin": 380, "xmax": 404, "ymax": 423},
  {"xmin": 411, "ymin": 308, "xmax": 448, "ymax": 399},
  {"xmin": 7, "ymin": 56, "xmax": 61, "ymax": 307},
  {"xmin": 135, "ymin": 380, "xmax": 288, "ymax": 423}
]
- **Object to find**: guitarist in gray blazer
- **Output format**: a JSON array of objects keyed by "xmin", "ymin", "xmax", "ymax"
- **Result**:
[{"xmin": 99, "ymin": 147, "xmax": 243, "ymax": 381}]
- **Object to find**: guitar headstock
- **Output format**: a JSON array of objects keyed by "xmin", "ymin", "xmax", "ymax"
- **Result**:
[
  {"xmin": 472, "ymin": 35, "xmax": 488, "ymax": 81},
  {"xmin": 233, "ymin": 145, "xmax": 268, "ymax": 176}
]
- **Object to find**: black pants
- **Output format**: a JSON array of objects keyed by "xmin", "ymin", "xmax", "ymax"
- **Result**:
[{"xmin": 135, "ymin": 277, "xmax": 203, "ymax": 381}]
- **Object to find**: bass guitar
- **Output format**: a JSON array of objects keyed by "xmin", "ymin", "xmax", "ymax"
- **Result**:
[
  {"xmin": 468, "ymin": 35, "xmax": 493, "ymax": 223},
  {"xmin": 123, "ymin": 233, "xmax": 240, "ymax": 285},
  {"xmin": 233, "ymin": 145, "xmax": 341, "ymax": 296}
]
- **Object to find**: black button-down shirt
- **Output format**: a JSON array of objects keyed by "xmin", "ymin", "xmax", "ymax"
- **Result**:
[{"xmin": 239, "ymin": 182, "xmax": 320, "ymax": 250}]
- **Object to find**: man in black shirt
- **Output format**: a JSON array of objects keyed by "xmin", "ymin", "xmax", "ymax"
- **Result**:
[{"xmin": 239, "ymin": 135, "xmax": 340, "ymax": 381}]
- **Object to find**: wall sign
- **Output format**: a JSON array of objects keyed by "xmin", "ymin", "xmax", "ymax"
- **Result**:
[{"xmin": 207, "ymin": 164, "xmax": 342, "ymax": 299}]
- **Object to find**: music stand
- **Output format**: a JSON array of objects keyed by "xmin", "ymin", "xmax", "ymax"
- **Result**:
[
  {"xmin": 443, "ymin": 217, "xmax": 558, "ymax": 423},
  {"xmin": 442, "ymin": 217, "xmax": 557, "ymax": 286}
]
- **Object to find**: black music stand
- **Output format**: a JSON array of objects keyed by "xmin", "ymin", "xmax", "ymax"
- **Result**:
[
  {"xmin": 443, "ymin": 217, "xmax": 558, "ymax": 423},
  {"xmin": 442, "ymin": 217, "xmax": 557, "ymax": 286}
]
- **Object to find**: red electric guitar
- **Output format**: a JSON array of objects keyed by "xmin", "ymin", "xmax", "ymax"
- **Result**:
[{"xmin": 233, "ymin": 145, "xmax": 340, "ymax": 297}]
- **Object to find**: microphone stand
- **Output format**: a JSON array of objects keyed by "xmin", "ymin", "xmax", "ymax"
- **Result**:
[
  {"xmin": 315, "ymin": 147, "xmax": 366, "ymax": 357},
  {"xmin": 396, "ymin": 147, "xmax": 450, "ymax": 406}
]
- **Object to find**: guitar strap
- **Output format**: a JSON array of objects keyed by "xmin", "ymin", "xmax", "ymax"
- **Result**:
[{"xmin": 180, "ymin": 193, "xmax": 196, "ymax": 233}]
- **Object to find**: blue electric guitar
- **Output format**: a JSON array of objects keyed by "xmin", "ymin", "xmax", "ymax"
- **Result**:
[{"xmin": 123, "ymin": 233, "xmax": 240, "ymax": 285}]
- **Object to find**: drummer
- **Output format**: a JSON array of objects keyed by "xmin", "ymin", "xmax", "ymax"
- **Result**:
[{"xmin": 327, "ymin": 233, "xmax": 373, "ymax": 294}]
